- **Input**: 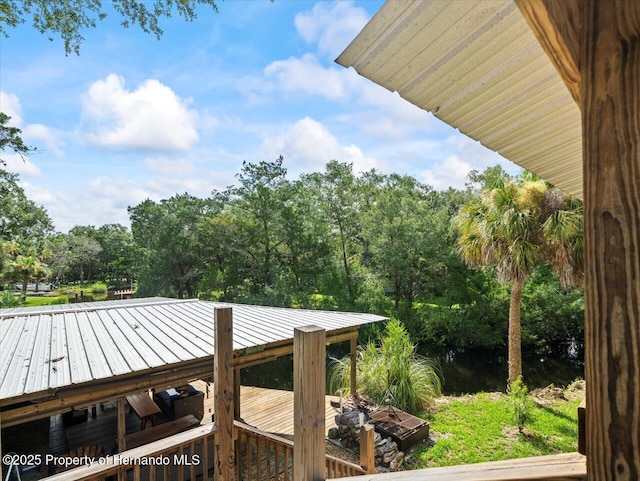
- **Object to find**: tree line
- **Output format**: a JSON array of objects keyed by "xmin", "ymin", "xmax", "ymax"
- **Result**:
[{"xmin": 0, "ymin": 156, "xmax": 585, "ymax": 368}]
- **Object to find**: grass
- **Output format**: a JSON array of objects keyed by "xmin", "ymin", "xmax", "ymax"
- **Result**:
[
  {"xmin": 22, "ymin": 295, "xmax": 69, "ymax": 306},
  {"xmin": 407, "ymin": 387, "xmax": 582, "ymax": 468}
]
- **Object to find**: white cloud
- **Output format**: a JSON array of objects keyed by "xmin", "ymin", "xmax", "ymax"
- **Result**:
[
  {"xmin": 420, "ymin": 135, "xmax": 521, "ymax": 190},
  {"xmin": 261, "ymin": 54, "xmax": 350, "ymax": 100},
  {"xmin": 23, "ymin": 123, "xmax": 66, "ymax": 157},
  {"xmin": 1, "ymin": 91, "xmax": 66, "ymax": 159},
  {"xmin": 1, "ymin": 91, "xmax": 23, "ymax": 126},
  {"xmin": 294, "ymin": 1, "xmax": 370, "ymax": 59},
  {"xmin": 80, "ymin": 74, "xmax": 200, "ymax": 152},
  {"xmin": 2, "ymin": 153, "xmax": 42, "ymax": 177},
  {"xmin": 141, "ymin": 157, "xmax": 218, "ymax": 198},
  {"xmin": 23, "ymin": 177, "xmax": 153, "ymax": 233},
  {"xmin": 262, "ymin": 116, "xmax": 379, "ymax": 175}
]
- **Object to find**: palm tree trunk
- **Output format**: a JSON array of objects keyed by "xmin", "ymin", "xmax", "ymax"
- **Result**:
[{"xmin": 508, "ymin": 278, "xmax": 524, "ymax": 385}]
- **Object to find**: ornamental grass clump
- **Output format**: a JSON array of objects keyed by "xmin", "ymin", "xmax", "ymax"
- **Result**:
[{"xmin": 329, "ymin": 319, "xmax": 442, "ymax": 414}]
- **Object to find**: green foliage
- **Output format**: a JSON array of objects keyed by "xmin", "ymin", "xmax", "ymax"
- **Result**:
[
  {"xmin": 129, "ymin": 194, "xmax": 213, "ymax": 298},
  {"xmin": 0, "ymin": 0, "xmax": 219, "ymax": 55},
  {"xmin": 521, "ymin": 267, "xmax": 584, "ymax": 352},
  {"xmin": 329, "ymin": 319, "xmax": 442, "ymax": 414},
  {"xmin": 90, "ymin": 281, "xmax": 107, "ymax": 294},
  {"xmin": 508, "ymin": 376, "xmax": 533, "ymax": 433},
  {"xmin": 0, "ymin": 290, "xmax": 23, "ymax": 307}
]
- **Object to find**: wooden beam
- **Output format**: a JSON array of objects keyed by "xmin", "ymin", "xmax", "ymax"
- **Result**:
[
  {"xmin": 214, "ymin": 307, "xmax": 235, "ymax": 481},
  {"xmin": 294, "ymin": 326, "xmax": 326, "ymax": 481},
  {"xmin": 350, "ymin": 336, "xmax": 357, "ymax": 396},
  {"xmin": 0, "ymin": 363, "xmax": 212, "ymax": 427},
  {"xmin": 581, "ymin": 0, "xmax": 640, "ymax": 479},
  {"xmin": 234, "ymin": 367, "xmax": 241, "ymax": 420},
  {"xmin": 117, "ymin": 398, "xmax": 126, "ymax": 453},
  {"xmin": 515, "ymin": 0, "xmax": 581, "ymax": 106}
]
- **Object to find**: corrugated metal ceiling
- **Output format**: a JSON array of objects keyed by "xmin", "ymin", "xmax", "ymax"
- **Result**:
[
  {"xmin": 0, "ymin": 298, "xmax": 386, "ymax": 400},
  {"xmin": 336, "ymin": 0, "xmax": 582, "ymax": 198}
]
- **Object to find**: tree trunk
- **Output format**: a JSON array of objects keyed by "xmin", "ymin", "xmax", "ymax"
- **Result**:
[{"xmin": 508, "ymin": 278, "xmax": 524, "ymax": 384}]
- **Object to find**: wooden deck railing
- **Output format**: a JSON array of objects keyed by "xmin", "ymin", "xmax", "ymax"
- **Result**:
[
  {"xmin": 330, "ymin": 452, "xmax": 586, "ymax": 481},
  {"xmin": 235, "ymin": 421, "xmax": 366, "ymax": 480},
  {"xmin": 43, "ymin": 422, "xmax": 218, "ymax": 481}
]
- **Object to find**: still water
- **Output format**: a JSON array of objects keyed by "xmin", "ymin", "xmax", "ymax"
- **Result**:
[{"xmin": 241, "ymin": 346, "xmax": 584, "ymax": 396}]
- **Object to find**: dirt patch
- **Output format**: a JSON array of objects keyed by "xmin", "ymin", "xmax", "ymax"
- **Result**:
[{"xmin": 532, "ymin": 381, "xmax": 585, "ymax": 406}]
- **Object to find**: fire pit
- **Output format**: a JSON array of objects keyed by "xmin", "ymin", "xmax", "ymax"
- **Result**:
[{"xmin": 369, "ymin": 406, "xmax": 430, "ymax": 451}]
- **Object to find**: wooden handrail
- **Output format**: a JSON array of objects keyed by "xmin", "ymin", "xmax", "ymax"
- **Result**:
[
  {"xmin": 330, "ymin": 452, "xmax": 586, "ymax": 481},
  {"xmin": 235, "ymin": 420, "xmax": 366, "ymax": 480},
  {"xmin": 43, "ymin": 422, "xmax": 218, "ymax": 481}
]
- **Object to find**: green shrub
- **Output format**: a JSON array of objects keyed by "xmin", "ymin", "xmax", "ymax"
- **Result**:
[
  {"xmin": 509, "ymin": 376, "xmax": 533, "ymax": 433},
  {"xmin": 329, "ymin": 319, "xmax": 442, "ymax": 414},
  {"xmin": 0, "ymin": 291, "xmax": 23, "ymax": 308},
  {"xmin": 90, "ymin": 282, "xmax": 108, "ymax": 294}
]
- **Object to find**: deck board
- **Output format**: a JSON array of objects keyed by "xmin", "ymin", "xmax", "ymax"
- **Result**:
[{"xmin": 194, "ymin": 381, "xmax": 338, "ymax": 436}]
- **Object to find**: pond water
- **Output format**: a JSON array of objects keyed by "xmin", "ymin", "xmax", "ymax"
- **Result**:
[{"xmin": 241, "ymin": 345, "xmax": 584, "ymax": 396}]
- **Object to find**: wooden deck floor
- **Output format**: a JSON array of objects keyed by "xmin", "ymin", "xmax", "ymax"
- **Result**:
[{"xmin": 194, "ymin": 381, "xmax": 339, "ymax": 436}]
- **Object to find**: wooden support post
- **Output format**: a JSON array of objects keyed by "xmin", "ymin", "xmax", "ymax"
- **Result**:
[
  {"xmin": 117, "ymin": 398, "xmax": 126, "ymax": 453},
  {"xmin": 214, "ymin": 307, "xmax": 235, "ymax": 481},
  {"xmin": 234, "ymin": 367, "xmax": 241, "ymax": 420},
  {"xmin": 577, "ymin": 399, "xmax": 586, "ymax": 456},
  {"xmin": 294, "ymin": 326, "xmax": 326, "ymax": 481},
  {"xmin": 581, "ymin": 0, "xmax": 640, "ymax": 479},
  {"xmin": 350, "ymin": 336, "xmax": 357, "ymax": 396},
  {"xmin": 359, "ymin": 423, "xmax": 375, "ymax": 474}
]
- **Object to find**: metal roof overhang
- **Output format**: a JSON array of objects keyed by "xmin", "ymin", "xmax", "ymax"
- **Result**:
[
  {"xmin": 336, "ymin": 0, "xmax": 583, "ymax": 198},
  {"xmin": 0, "ymin": 298, "xmax": 386, "ymax": 427}
]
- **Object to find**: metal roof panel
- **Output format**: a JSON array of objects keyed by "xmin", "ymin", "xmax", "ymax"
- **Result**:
[
  {"xmin": 337, "ymin": 0, "xmax": 583, "ymax": 198},
  {"xmin": 0, "ymin": 298, "xmax": 385, "ymax": 400}
]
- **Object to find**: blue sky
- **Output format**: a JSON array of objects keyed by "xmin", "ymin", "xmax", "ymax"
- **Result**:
[{"xmin": 1, "ymin": 1, "xmax": 516, "ymax": 233}]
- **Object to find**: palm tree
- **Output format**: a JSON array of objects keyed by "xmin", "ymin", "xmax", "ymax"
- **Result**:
[
  {"xmin": 5, "ymin": 255, "xmax": 51, "ymax": 296},
  {"xmin": 454, "ymin": 172, "xmax": 583, "ymax": 385}
]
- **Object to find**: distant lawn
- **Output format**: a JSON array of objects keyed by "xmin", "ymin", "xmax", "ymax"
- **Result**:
[
  {"xmin": 408, "ymin": 387, "xmax": 582, "ymax": 468},
  {"xmin": 23, "ymin": 295, "xmax": 69, "ymax": 307}
]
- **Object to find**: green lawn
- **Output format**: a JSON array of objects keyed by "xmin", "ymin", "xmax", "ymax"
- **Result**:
[
  {"xmin": 22, "ymin": 295, "xmax": 69, "ymax": 306},
  {"xmin": 408, "ymin": 388, "xmax": 582, "ymax": 469}
]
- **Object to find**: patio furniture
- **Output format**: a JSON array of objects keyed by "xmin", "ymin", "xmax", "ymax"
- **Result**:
[
  {"xmin": 154, "ymin": 384, "xmax": 204, "ymax": 421},
  {"xmin": 126, "ymin": 392, "xmax": 162, "ymax": 429}
]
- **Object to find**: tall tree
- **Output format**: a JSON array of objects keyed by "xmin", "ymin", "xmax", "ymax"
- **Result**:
[
  {"xmin": 305, "ymin": 161, "xmax": 363, "ymax": 302},
  {"xmin": 67, "ymin": 230, "xmax": 103, "ymax": 282},
  {"xmin": 364, "ymin": 174, "xmax": 434, "ymax": 315},
  {"xmin": 454, "ymin": 172, "xmax": 583, "ymax": 384},
  {"xmin": 1, "ymin": 0, "xmax": 219, "ymax": 55},
  {"xmin": 0, "ymin": 170, "xmax": 53, "ymax": 279},
  {"xmin": 129, "ymin": 194, "xmax": 212, "ymax": 298},
  {"xmin": 217, "ymin": 158, "xmax": 289, "ymax": 291}
]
